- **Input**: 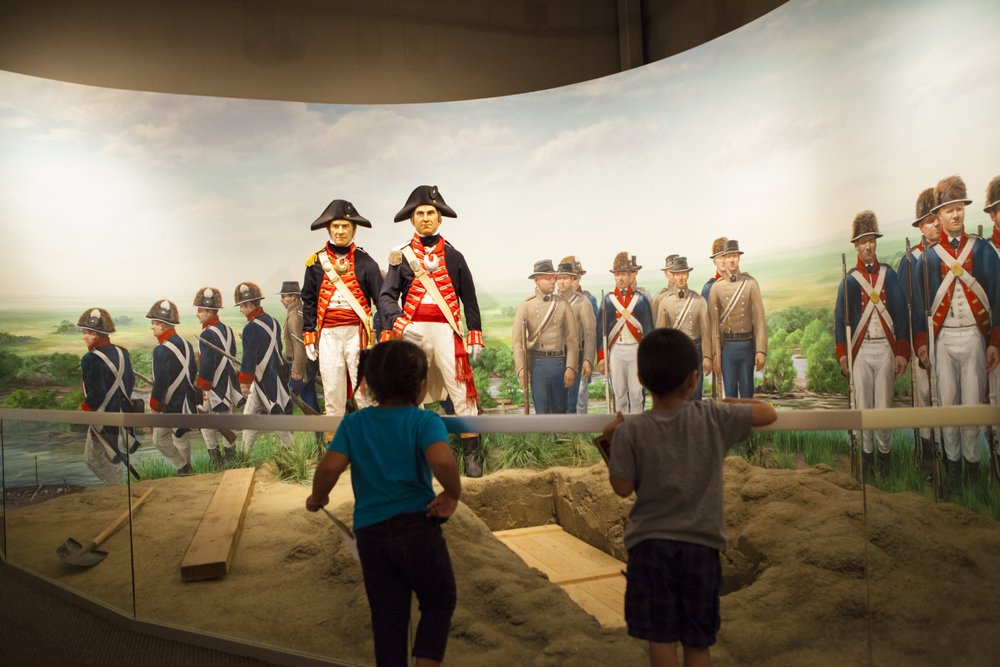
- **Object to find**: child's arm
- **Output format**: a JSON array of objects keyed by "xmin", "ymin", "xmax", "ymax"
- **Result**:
[
  {"xmin": 609, "ymin": 475, "xmax": 635, "ymax": 498},
  {"xmin": 722, "ymin": 397, "xmax": 778, "ymax": 426},
  {"xmin": 425, "ymin": 441, "xmax": 462, "ymax": 519},
  {"xmin": 601, "ymin": 412, "xmax": 636, "ymax": 497},
  {"xmin": 306, "ymin": 450, "xmax": 350, "ymax": 511}
]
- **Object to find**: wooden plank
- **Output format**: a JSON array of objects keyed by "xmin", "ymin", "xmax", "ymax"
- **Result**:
[
  {"xmin": 563, "ymin": 576, "xmax": 627, "ymax": 628},
  {"xmin": 492, "ymin": 524, "xmax": 562, "ymax": 538},
  {"xmin": 181, "ymin": 468, "xmax": 256, "ymax": 582}
]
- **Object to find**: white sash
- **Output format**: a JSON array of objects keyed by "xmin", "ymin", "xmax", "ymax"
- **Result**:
[
  {"xmin": 719, "ymin": 277, "xmax": 749, "ymax": 324},
  {"xmin": 91, "ymin": 347, "xmax": 127, "ymax": 412},
  {"xmin": 527, "ymin": 296, "xmax": 560, "ymax": 348},
  {"xmin": 608, "ymin": 294, "xmax": 641, "ymax": 345},
  {"xmin": 251, "ymin": 318, "xmax": 280, "ymax": 380},
  {"xmin": 161, "ymin": 339, "xmax": 194, "ymax": 409},
  {"xmin": 673, "ymin": 293, "xmax": 695, "ymax": 328},
  {"xmin": 401, "ymin": 245, "xmax": 464, "ymax": 338},
  {"xmin": 203, "ymin": 325, "xmax": 238, "ymax": 409},
  {"xmin": 318, "ymin": 251, "xmax": 374, "ymax": 339},
  {"xmin": 848, "ymin": 268, "xmax": 891, "ymax": 352},
  {"xmin": 930, "ymin": 241, "xmax": 991, "ymax": 320}
]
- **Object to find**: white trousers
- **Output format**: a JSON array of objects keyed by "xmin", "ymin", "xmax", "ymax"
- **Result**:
[
  {"xmin": 935, "ymin": 326, "xmax": 985, "ymax": 463},
  {"xmin": 84, "ymin": 427, "xmax": 124, "ymax": 485},
  {"xmin": 912, "ymin": 358, "xmax": 931, "ymax": 439},
  {"xmin": 610, "ymin": 342, "xmax": 643, "ymax": 415},
  {"xmin": 319, "ymin": 325, "xmax": 364, "ymax": 417},
  {"xmin": 201, "ymin": 406, "xmax": 233, "ymax": 451},
  {"xmin": 241, "ymin": 386, "xmax": 293, "ymax": 453},
  {"xmin": 410, "ymin": 321, "xmax": 477, "ymax": 416},
  {"xmin": 153, "ymin": 426, "xmax": 190, "ymax": 469},
  {"xmin": 852, "ymin": 338, "xmax": 893, "ymax": 454}
]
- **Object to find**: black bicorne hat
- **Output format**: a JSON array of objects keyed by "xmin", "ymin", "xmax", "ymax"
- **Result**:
[
  {"xmin": 394, "ymin": 185, "xmax": 457, "ymax": 223},
  {"xmin": 311, "ymin": 199, "xmax": 371, "ymax": 231}
]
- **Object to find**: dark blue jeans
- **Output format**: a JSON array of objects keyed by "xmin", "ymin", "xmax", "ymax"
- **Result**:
[
  {"xmin": 355, "ymin": 512, "xmax": 456, "ymax": 666},
  {"xmin": 565, "ymin": 351, "xmax": 584, "ymax": 413},
  {"xmin": 721, "ymin": 339, "xmax": 754, "ymax": 398},
  {"xmin": 530, "ymin": 356, "xmax": 567, "ymax": 414}
]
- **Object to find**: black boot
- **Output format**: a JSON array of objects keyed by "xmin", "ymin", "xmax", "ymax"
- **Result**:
[
  {"xmin": 920, "ymin": 437, "xmax": 936, "ymax": 476},
  {"xmin": 461, "ymin": 436, "xmax": 483, "ymax": 478},
  {"xmin": 944, "ymin": 458, "xmax": 962, "ymax": 499},
  {"xmin": 965, "ymin": 462, "xmax": 985, "ymax": 499},
  {"xmin": 862, "ymin": 451, "xmax": 875, "ymax": 484},
  {"xmin": 222, "ymin": 446, "xmax": 236, "ymax": 466},
  {"xmin": 876, "ymin": 451, "xmax": 891, "ymax": 481},
  {"xmin": 208, "ymin": 448, "xmax": 223, "ymax": 468},
  {"xmin": 177, "ymin": 463, "xmax": 193, "ymax": 476}
]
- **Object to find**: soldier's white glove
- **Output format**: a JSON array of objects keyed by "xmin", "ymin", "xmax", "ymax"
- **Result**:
[
  {"xmin": 305, "ymin": 343, "xmax": 318, "ymax": 362},
  {"xmin": 402, "ymin": 324, "xmax": 424, "ymax": 343},
  {"xmin": 468, "ymin": 343, "xmax": 483, "ymax": 362}
]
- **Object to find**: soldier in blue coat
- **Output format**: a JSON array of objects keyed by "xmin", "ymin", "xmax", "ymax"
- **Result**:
[
  {"xmin": 834, "ymin": 212, "xmax": 910, "ymax": 479},
  {"xmin": 147, "ymin": 299, "xmax": 198, "ymax": 475},
  {"xmin": 235, "ymin": 281, "xmax": 293, "ymax": 454},
  {"xmin": 78, "ymin": 307, "xmax": 138, "ymax": 484},
  {"xmin": 912, "ymin": 176, "xmax": 1000, "ymax": 493},
  {"xmin": 193, "ymin": 287, "xmax": 241, "ymax": 466}
]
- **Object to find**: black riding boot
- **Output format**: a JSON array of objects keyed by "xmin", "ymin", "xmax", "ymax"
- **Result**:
[
  {"xmin": 862, "ymin": 451, "xmax": 875, "ymax": 484},
  {"xmin": 208, "ymin": 448, "xmax": 223, "ymax": 468},
  {"xmin": 944, "ymin": 458, "xmax": 962, "ymax": 499},
  {"xmin": 461, "ymin": 436, "xmax": 483, "ymax": 478},
  {"xmin": 876, "ymin": 451, "xmax": 891, "ymax": 481}
]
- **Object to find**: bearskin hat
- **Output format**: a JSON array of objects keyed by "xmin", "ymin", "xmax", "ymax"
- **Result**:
[
  {"xmin": 145, "ymin": 300, "xmax": 180, "ymax": 325},
  {"xmin": 721, "ymin": 239, "xmax": 744, "ymax": 255},
  {"xmin": 394, "ymin": 185, "xmax": 457, "ymax": 223},
  {"xmin": 311, "ymin": 199, "xmax": 371, "ymax": 231},
  {"xmin": 610, "ymin": 252, "xmax": 641, "ymax": 273},
  {"xmin": 911, "ymin": 188, "xmax": 936, "ymax": 227},
  {"xmin": 76, "ymin": 307, "xmax": 115, "ymax": 335},
  {"xmin": 710, "ymin": 237, "xmax": 729, "ymax": 258},
  {"xmin": 233, "ymin": 282, "xmax": 264, "ymax": 306},
  {"xmin": 984, "ymin": 176, "xmax": 1000, "ymax": 213},
  {"xmin": 931, "ymin": 175, "xmax": 972, "ymax": 213},
  {"xmin": 193, "ymin": 287, "xmax": 223, "ymax": 309},
  {"xmin": 850, "ymin": 211, "xmax": 882, "ymax": 242}
]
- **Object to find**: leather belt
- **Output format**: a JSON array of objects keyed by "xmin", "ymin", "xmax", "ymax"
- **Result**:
[
  {"xmin": 531, "ymin": 350, "xmax": 566, "ymax": 358},
  {"xmin": 722, "ymin": 332, "xmax": 753, "ymax": 341}
]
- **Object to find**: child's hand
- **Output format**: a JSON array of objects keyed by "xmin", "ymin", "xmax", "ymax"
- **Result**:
[
  {"xmin": 601, "ymin": 411, "xmax": 625, "ymax": 443},
  {"xmin": 305, "ymin": 494, "xmax": 329, "ymax": 512},
  {"xmin": 426, "ymin": 492, "xmax": 458, "ymax": 519}
]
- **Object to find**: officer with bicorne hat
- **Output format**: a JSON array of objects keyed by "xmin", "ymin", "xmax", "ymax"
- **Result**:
[
  {"xmin": 146, "ymin": 299, "xmax": 198, "ymax": 475},
  {"xmin": 301, "ymin": 199, "xmax": 382, "ymax": 420},
  {"xmin": 234, "ymin": 282, "xmax": 294, "ymax": 454},
  {"xmin": 912, "ymin": 176, "xmax": 1000, "ymax": 494},
  {"xmin": 513, "ymin": 259, "xmax": 580, "ymax": 414},
  {"xmin": 77, "ymin": 307, "xmax": 140, "ymax": 484},
  {"xmin": 379, "ymin": 185, "xmax": 485, "ymax": 476},
  {"xmin": 835, "ymin": 212, "xmax": 910, "ymax": 479},
  {"xmin": 192, "ymin": 287, "xmax": 241, "ymax": 466}
]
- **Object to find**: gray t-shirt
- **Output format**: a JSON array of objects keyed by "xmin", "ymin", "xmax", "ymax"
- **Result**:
[{"xmin": 609, "ymin": 399, "xmax": 753, "ymax": 552}]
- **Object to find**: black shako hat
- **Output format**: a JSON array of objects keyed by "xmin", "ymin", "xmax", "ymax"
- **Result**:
[
  {"xmin": 394, "ymin": 185, "xmax": 457, "ymax": 223},
  {"xmin": 311, "ymin": 199, "xmax": 371, "ymax": 231}
]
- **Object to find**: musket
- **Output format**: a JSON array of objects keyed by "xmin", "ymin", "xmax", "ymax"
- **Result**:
[
  {"xmin": 89, "ymin": 425, "xmax": 142, "ymax": 481},
  {"xmin": 186, "ymin": 337, "xmax": 244, "ymax": 441},
  {"xmin": 522, "ymin": 313, "xmax": 531, "ymax": 415},
  {"xmin": 284, "ymin": 333, "xmax": 322, "ymax": 416},
  {"xmin": 904, "ymin": 239, "xmax": 922, "ymax": 469},
  {"xmin": 977, "ymin": 226, "xmax": 1000, "ymax": 481},
  {"xmin": 841, "ymin": 254, "xmax": 860, "ymax": 482},
  {"xmin": 921, "ymin": 238, "xmax": 944, "ymax": 500},
  {"xmin": 132, "ymin": 369, "xmax": 153, "ymax": 386},
  {"xmin": 600, "ymin": 290, "xmax": 613, "ymax": 413}
]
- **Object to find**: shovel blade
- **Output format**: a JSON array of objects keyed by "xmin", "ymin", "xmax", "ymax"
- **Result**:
[{"xmin": 57, "ymin": 538, "xmax": 109, "ymax": 567}]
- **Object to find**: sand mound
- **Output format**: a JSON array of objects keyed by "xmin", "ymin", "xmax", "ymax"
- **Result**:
[{"xmin": 6, "ymin": 459, "xmax": 1000, "ymax": 666}]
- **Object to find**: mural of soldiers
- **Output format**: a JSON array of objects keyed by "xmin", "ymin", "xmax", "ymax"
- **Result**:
[
  {"xmin": 379, "ymin": 185, "xmax": 485, "ymax": 476},
  {"xmin": 655, "ymin": 257, "xmax": 712, "ymax": 401},
  {"xmin": 77, "ymin": 307, "xmax": 138, "ymax": 484},
  {"xmin": 835, "ymin": 212, "xmax": 910, "ymax": 478},
  {"xmin": 913, "ymin": 176, "xmax": 1000, "ymax": 491},
  {"xmin": 597, "ymin": 252, "xmax": 655, "ymax": 414},
  {"xmin": 562, "ymin": 256, "xmax": 599, "ymax": 414},
  {"xmin": 701, "ymin": 237, "xmax": 729, "ymax": 302},
  {"xmin": 235, "ymin": 282, "xmax": 294, "ymax": 453},
  {"xmin": 708, "ymin": 240, "xmax": 766, "ymax": 398},
  {"xmin": 651, "ymin": 254, "xmax": 678, "ymax": 318},
  {"xmin": 556, "ymin": 259, "xmax": 595, "ymax": 412},
  {"xmin": 146, "ymin": 299, "xmax": 197, "ymax": 475},
  {"xmin": 302, "ymin": 199, "xmax": 382, "ymax": 418},
  {"xmin": 192, "ymin": 287, "xmax": 241, "ymax": 466},
  {"xmin": 279, "ymin": 281, "xmax": 319, "ymax": 416},
  {"xmin": 895, "ymin": 189, "xmax": 940, "ymax": 464}
]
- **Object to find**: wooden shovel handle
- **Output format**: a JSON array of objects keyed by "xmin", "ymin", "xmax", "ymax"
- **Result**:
[{"xmin": 91, "ymin": 487, "xmax": 155, "ymax": 548}]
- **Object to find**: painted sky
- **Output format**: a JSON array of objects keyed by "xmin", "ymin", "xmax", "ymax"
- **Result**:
[{"xmin": 1, "ymin": 0, "xmax": 998, "ymax": 305}]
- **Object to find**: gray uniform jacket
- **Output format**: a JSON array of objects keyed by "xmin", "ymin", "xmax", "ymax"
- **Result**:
[
  {"xmin": 512, "ymin": 289, "xmax": 580, "ymax": 376},
  {"xmin": 708, "ymin": 272, "xmax": 767, "ymax": 357},
  {"xmin": 282, "ymin": 298, "xmax": 307, "ymax": 380},
  {"xmin": 656, "ymin": 290, "xmax": 711, "ymax": 357},
  {"xmin": 564, "ymin": 289, "xmax": 597, "ymax": 367}
]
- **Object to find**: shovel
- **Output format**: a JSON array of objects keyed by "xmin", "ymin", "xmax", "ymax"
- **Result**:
[{"xmin": 57, "ymin": 487, "xmax": 155, "ymax": 567}]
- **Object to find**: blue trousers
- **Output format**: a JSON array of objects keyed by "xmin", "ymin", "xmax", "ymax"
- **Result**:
[
  {"xmin": 565, "ymin": 351, "xmax": 584, "ymax": 413},
  {"xmin": 531, "ymin": 356, "xmax": 567, "ymax": 414},
  {"xmin": 692, "ymin": 343, "xmax": 704, "ymax": 401},
  {"xmin": 722, "ymin": 339, "xmax": 754, "ymax": 398}
]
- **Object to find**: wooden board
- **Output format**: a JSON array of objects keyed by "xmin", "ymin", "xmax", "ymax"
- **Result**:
[
  {"xmin": 494, "ymin": 524, "xmax": 626, "ymax": 628},
  {"xmin": 180, "ymin": 467, "xmax": 255, "ymax": 582}
]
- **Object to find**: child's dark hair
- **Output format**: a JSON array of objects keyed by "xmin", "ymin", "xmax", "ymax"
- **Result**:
[
  {"xmin": 363, "ymin": 339, "xmax": 428, "ymax": 405},
  {"xmin": 637, "ymin": 328, "xmax": 699, "ymax": 397}
]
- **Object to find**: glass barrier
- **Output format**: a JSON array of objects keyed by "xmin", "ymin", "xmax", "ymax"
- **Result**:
[{"xmin": 2, "ymin": 407, "xmax": 997, "ymax": 667}]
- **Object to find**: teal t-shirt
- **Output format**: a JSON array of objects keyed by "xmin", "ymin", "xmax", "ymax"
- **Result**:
[{"xmin": 329, "ymin": 405, "xmax": 449, "ymax": 530}]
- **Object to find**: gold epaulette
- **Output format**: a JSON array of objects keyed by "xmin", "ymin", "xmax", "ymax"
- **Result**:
[
  {"xmin": 305, "ymin": 253, "xmax": 318, "ymax": 268},
  {"xmin": 388, "ymin": 249, "xmax": 403, "ymax": 267}
]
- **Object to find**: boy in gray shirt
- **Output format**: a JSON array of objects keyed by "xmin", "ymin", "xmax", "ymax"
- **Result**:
[{"xmin": 602, "ymin": 328, "xmax": 776, "ymax": 667}]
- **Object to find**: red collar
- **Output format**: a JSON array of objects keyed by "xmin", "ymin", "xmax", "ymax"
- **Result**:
[
  {"xmin": 714, "ymin": 272, "xmax": 721, "ymax": 281},
  {"xmin": 156, "ymin": 329, "xmax": 175, "ymax": 344},
  {"xmin": 87, "ymin": 336, "xmax": 112, "ymax": 351},
  {"xmin": 992, "ymin": 226, "xmax": 1000, "ymax": 247},
  {"xmin": 201, "ymin": 315, "xmax": 220, "ymax": 329},
  {"xmin": 855, "ymin": 258, "xmax": 880, "ymax": 276},
  {"xmin": 614, "ymin": 287, "xmax": 633, "ymax": 301},
  {"xmin": 245, "ymin": 307, "xmax": 265, "ymax": 322},
  {"xmin": 942, "ymin": 233, "xmax": 968, "ymax": 256}
]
